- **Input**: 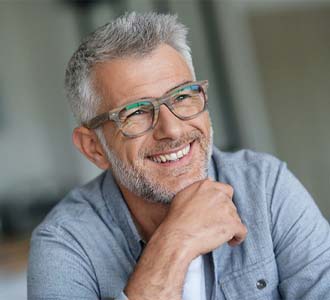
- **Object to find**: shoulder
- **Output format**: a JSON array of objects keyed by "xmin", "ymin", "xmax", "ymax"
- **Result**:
[
  {"xmin": 28, "ymin": 171, "xmax": 136, "ymax": 299},
  {"xmin": 211, "ymin": 146, "xmax": 284, "ymax": 191},
  {"xmin": 212, "ymin": 146, "xmax": 281, "ymax": 169},
  {"xmin": 31, "ymin": 171, "xmax": 112, "ymax": 242},
  {"xmin": 210, "ymin": 147, "xmax": 296, "ymax": 241}
]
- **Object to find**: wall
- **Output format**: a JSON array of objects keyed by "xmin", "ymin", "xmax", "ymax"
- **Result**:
[{"xmin": 249, "ymin": 6, "xmax": 330, "ymax": 217}]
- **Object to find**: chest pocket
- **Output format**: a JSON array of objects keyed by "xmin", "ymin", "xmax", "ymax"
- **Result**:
[{"xmin": 219, "ymin": 256, "xmax": 281, "ymax": 300}]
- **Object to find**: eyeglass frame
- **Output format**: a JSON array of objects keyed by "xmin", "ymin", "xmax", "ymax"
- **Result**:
[{"xmin": 83, "ymin": 80, "xmax": 209, "ymax": 138}]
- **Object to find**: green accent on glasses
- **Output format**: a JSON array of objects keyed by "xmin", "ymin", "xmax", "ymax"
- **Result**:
[
  {"xmin": 83, "ymin": 80, "xmax": 208, "ymax": 138},
  {"xmin": 125, "ymin": 101, "xmax": 151, "ymax": 111}
]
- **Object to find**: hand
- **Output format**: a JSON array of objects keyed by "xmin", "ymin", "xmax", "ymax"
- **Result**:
[
  {"xmin": 125, "ymin": 179, "xmax": 247, "ymax": 300},
  {"xmin": 159, "ymin": 179, "xmax": 247, "ymax": 259}
]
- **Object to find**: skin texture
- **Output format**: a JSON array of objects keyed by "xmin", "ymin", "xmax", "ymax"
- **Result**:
[
  {"xmin": 72, "ymin": 44, "xmax": 247, "ymax": 300},
  {"xmin": 92, "ymin": 44, "xmax": 212, "ymax": 204}
]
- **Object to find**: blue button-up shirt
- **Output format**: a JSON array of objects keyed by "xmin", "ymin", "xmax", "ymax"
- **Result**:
[{"xmin": 28, "ymin": 147, "xmax": 330, "ymax": 299}]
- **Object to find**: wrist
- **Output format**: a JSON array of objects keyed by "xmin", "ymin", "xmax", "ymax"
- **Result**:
[
  {"xmin": 125, "ymin": 224, "xmax": 194, "ymax": 300},
  {"xmin": 152, "ymin": 219, "xmax": 198, "ymax": 262}
]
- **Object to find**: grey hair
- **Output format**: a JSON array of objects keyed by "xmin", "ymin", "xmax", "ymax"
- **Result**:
[{"xmin": 65, "ymin": 11, "xmax": 196, "ymax": 126}]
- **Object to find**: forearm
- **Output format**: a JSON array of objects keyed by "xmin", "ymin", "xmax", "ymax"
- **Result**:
[{"xmin": 125, "ymin": 226, "xmax": 194, "ymax": 300}]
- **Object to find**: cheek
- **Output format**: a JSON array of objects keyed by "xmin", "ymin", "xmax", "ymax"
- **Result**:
[
  {"xmin": 114, "ymin": 138, "xmax": 147, "ymax": 163},
  {"xmin": 191, "ymin": 113, "xmax": 211, "ymax": 134},
  {"xmin": 102, "ymin": 124, "xmax": 149, "ymax": 164}
]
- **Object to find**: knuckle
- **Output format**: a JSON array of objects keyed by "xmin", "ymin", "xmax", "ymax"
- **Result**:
[
  {"xmin": 224, "ymin": 184, "xmax": 234, "ymax": 195},
  {"xmin": 216, "ymin": 183, "xmax": 234, "ymax": 198},
  {"xmin": 243, "ymin": 224, "xmax": 248, "ymax": 234},
  {"xmin": 220, "ymin": 227, "xmax": 231, "ymax": 238},
  {"xmin": 240, "ymin": 223, "xmax": 248, "ymax": 236},
  {"xmin": 220, "ymin": 199, "xmax": 233, "ymax": 212},
  {"xmin": 200, "ymin": 179, "xmax": 213, "ymax": 189}
]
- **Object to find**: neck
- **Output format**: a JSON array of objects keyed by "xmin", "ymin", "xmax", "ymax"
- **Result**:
[{"xmin": 118, "ymin": 183, "xmax": 169, "ymax": 241}]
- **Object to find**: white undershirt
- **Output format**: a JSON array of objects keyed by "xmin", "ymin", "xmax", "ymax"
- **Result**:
[{"xmin": 182, "ymin": 255, "xmax": 206, "ymax": 300}]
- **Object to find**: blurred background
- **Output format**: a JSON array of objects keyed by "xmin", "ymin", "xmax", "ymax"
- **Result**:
[{"xmin": 0, "ymin": 0, "xmax": 329, "ymax": 298}]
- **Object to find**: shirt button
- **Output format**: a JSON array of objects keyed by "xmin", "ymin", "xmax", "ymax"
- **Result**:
[{"xmin": 256, "ymin": 279, "xmax": 267, "ymax": 290}]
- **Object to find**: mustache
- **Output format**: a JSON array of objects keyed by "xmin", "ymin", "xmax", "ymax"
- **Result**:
[{"xmin": 141, "ymin": 130, "xmax": 204, "ymax": 157}]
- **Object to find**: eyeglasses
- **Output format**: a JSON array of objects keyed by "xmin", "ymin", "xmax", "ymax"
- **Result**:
[{"xmin": 83, "ymin": 80, "xmax": 208, "ymax": 138}]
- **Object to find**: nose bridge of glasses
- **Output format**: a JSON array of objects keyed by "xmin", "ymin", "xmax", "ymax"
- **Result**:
[
  {"xmin": 152, "ymin": 100, "xmax": 185, "ymax": 137},
  {"xmin": 153, "ymin": 95, "xmax": 177, "ymax": 121},
  {"xmin": 151, "ymin": 94, "xmax": 181, "ymax": 129},
  {"xmin": 154, "ymin": 94, "xmax": 173, "ymax": 110}
]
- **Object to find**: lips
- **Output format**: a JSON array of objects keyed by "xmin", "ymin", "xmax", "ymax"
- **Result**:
[{"xmin": 148, "ymin": 144, "xmax": 191, "ymax": 163}]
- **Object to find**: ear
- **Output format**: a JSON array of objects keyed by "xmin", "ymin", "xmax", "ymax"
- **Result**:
[{"xmin": 72, "ymin": 126, "xmax": 111, "ymax": 170}]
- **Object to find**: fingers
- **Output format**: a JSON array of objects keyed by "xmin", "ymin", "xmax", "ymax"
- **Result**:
[
  {"xmin": 204, "ymin": 179, "xmax": 247, "ymax": 247},
  {"xmin": 171, "ymin": 179, "xmax": 247, "ymax": 252},
  {"xmin": 228, "ymin": 222, "xmax": 248, "ymax": 247},
  {"xmin": 207, "ymin": 178, "xmax": 234, "ymax": 198},
  {"xmin": 220, "ymin": 183, "xmax": 234, "ymax": 199},
  {"xmin": 215, "ymin": 182, "xmax": 247, "ymax": 246}
]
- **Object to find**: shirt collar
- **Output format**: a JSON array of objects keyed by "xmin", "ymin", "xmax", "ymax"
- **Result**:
[{"xmin": 102, "ymin": 170, "xmax": 143, "ymax": 261}]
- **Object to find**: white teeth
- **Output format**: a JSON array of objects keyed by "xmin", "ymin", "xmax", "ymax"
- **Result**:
[
  {"xmin": 183, "ymin": 144, "xmax": 190, "ymax": 155},
  {"xmin": 150, "ymin": 144, "xmax": 191, "ymax": 163},
  {"xmin": 170, "ymin": 153, "xmax": 177, "ymax": 160}
]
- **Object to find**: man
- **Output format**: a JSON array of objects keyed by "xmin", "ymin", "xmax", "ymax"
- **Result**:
[{"xmin": 28, "ymin": 12, "xmax": 330, "ymax": 300}]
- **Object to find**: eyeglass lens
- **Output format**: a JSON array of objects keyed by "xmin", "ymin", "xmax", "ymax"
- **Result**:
[{"xmin": 118, "ymin": 83, "xmax": 205, "ymax": 136}]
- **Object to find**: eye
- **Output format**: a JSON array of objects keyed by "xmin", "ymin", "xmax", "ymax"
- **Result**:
[
  {"xmin": 175, "ymin": 94, "xmax": 191, "ymax": 102},
  {"xmin": 127, "ymin": 109, "xmax": 148, "ymax": 118},
  {"xmin": 121, "ymin": 101, "xmax": 153, "ymax": 120}
]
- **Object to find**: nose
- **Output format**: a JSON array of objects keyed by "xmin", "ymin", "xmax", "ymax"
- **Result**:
[{"xmin": 152, "ymin": 104, "xmax": 185, "ymax": 140}]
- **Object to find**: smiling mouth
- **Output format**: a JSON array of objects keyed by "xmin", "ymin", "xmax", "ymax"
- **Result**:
[{"xmin": 148, "ymin": 143, "xmax": 191, "ymax": 163}]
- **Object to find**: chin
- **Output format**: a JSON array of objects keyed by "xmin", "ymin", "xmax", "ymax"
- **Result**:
[{"xmin": 165, "ymin": 170, "xmax": 207, "ymax": 196}]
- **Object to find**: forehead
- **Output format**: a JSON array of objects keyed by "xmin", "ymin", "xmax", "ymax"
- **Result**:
[{"xmin": 92, "ymin": 44, "xmax": 193, "ymax": 111}]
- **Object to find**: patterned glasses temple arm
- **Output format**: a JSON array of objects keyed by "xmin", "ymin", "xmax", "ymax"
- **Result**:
[{"xmin": 84, "ymin": 112, "xmax": 111, "ymax": 129}]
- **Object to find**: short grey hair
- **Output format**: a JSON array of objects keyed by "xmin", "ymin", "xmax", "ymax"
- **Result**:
[{"xmin": 65, "ymin": 12, "xmax": 195, "ymax": 125}]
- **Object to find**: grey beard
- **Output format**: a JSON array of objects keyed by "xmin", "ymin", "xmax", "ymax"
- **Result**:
[
  {"xmin": 108, "ymin": 153, "xmax": 177, "ymax": 203},
  {"xmin": 96, "ymin": 128, "xmax": 213, "ymax": 204}
]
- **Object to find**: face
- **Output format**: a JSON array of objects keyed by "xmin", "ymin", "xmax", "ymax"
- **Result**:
[{"xmin": 92, "ymin": 44, "xmax": 213, "ymax": 203}]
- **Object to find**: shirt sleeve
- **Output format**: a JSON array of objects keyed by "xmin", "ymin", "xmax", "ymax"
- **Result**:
[
  {"xmin": 27, "ymin": 224, "xmax": 100, "ymax": 300},
  {"xmin": 270, "ymin": 162, "xmax": 330, "ymax": 299},
  {"xmin": 28, "ymin": 223, "xmax": 129, "ymax": 300}
]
